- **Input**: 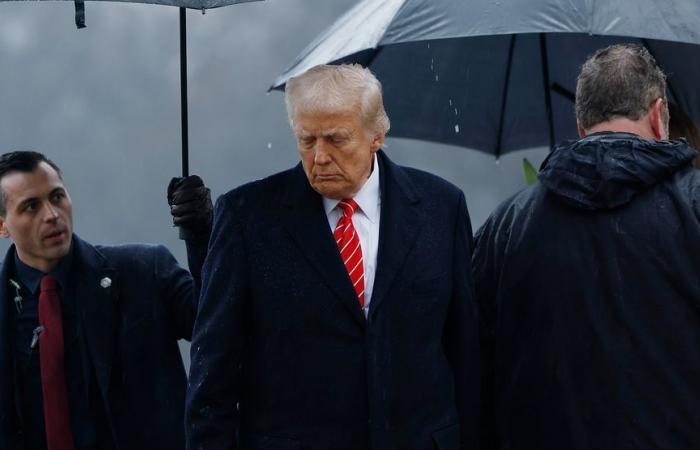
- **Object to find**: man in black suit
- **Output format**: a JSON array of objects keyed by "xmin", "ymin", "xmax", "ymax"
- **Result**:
[
  {"xmin": 186, "ymin": 64, "xmax": 480, "ymax": 450},
  {"xmin": 0, "ymin": 151, "xmax": 212, "ymax": 450}
]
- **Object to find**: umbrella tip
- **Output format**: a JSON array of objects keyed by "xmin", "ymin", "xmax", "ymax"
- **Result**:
[{"xmin": 74, "ymin": 0, "xmax": 86, "ymax": 29}]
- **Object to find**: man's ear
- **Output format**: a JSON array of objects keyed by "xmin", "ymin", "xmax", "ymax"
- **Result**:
[
  {"xmin": 649, "ymin": 98, "xmax": 668, "ymax": 140},
  {"xmin": 370, "ymin": 133, "xmax": 384, "ymax": 153},
  {"xmin": 0, "ymin": 218, "xmax": 10, "ymax": 239},
  {"xmin": 577, "ymin": 122, "xmax": 586, "ymax": 138}
]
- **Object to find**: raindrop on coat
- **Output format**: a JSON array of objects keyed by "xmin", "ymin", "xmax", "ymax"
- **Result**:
[
  {"xmin": 435, "ymin": 74, "xmax": 439, "ymax": 82},
  {"xmin": 454, "ymin": 124, "xmax": 460, "ymax": 133},
  {"xmin": 449, "ymin": 99, "xmax": 453, "ymax": 106}
]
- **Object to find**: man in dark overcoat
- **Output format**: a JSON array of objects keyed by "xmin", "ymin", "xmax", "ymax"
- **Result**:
[
  {"xmin": 186, "ymin": 64, "xmax": 480, "ymax": 450},
  {"xmin": 0, "ymin": 150, "xmax": 212, "ymax": 450}
]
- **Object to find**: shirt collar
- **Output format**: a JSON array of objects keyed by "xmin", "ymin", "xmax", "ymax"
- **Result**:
[
  {"xmin": 13, "ymin": 240, "xmax": 75, "ymax": 295},
  {"xmin": 323, "ymin": 153, "xmax": 381, "ymax": 223}
]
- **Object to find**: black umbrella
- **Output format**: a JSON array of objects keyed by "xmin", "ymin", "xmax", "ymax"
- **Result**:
[
  {"xmin": 271, "ymin": 0, "xmax": 700, "ymax": 157},
  {"xmin": 5, "ymin": 0, "xmax": 262, "ymax": 175}
]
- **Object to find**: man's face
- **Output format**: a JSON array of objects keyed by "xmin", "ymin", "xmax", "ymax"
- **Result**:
[
  {"xmin": 0, "ymin": 162, "xmax": 73, "ymax": 272},
  {"xmin": 294, "ymin": 107, "xmax": 383, "ymax": 200}
]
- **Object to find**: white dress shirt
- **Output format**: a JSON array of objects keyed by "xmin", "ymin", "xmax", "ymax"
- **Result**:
[{"xmin": 323, "ymin": 154, "xmax": 381, "ymax": 317}]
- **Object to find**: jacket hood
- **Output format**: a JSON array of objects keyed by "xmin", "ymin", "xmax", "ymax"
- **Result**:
[{"xmin": 538, "ymin": 132, "xmax": 697, "ymax": 210}]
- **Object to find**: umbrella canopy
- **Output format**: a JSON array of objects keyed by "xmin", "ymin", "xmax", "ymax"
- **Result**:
[
  {"xmin": 271, "ymin": 0, "xmax": 700, "ymax": 157},
  {"xmin": 4, "ymin": 0, "xmax": 262, "ymax": 175},
  {"xmin": 103, "ymin": 0, "xmax": 256, "ymax": 6}
]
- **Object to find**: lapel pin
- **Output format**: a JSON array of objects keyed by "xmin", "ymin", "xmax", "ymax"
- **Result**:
[{"xmin": 100, "ymin": 277, "xmax": 112, "ymax": 288}]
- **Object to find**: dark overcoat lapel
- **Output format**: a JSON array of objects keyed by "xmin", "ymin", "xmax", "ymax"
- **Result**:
[
  {"xmin": 280, "ymin": 163, "xmax": 366, "ymax": 327},
  {"xmin": 71, "ymin": 237, "xmax": 118, "ymax": 401},
  {"xmin": 369, "ymin": 151, "xmax": 425, "ymax": 321}
]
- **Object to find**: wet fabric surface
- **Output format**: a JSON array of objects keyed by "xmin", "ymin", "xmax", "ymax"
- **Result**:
[{"xmin": 474, "ymin": 133, "xmax": 700, "ymax": 449}]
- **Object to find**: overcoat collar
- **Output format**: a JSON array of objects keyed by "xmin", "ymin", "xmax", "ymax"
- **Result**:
[{"xmin": 280, "ymin": 150, "xmax": 424, "ymax": 326}]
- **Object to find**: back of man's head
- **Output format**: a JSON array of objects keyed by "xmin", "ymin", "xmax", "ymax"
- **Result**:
[
  {"xmin": 0, "ymin": 151, "xmax": 62, "ymax": 215},
  {"xmin": 285, "ymin": 64, "xmax": 390, "ymax": 137},
  {"xmin": 576, "ymin": 44, "xmax": 668, "ymax": 132}
]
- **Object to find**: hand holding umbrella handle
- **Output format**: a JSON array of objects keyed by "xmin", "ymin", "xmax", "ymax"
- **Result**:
[{"xmin": 167, "ymin": 175, "xmax": 213, "ymax": 242}]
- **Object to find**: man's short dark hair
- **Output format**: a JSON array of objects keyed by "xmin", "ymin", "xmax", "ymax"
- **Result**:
[
  {"xmin": 0, "ymin": 151, "xmax": 62, "ymax": 216},
  {"xmin": 576, "ymin": 44, "xmax": 668, "ymax": 130}
]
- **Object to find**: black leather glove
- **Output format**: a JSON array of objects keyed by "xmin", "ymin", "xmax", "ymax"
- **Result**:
[{"xmin": 167, "ymin": 175, "xmax": 213, "ymax": 241}]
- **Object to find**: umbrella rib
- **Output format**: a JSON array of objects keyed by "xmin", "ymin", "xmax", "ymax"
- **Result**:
[
  {"xmin": 495, "ymin": 34, "xmax": 517, "ymax": 159},
  {"xmin": 551, "ymin": 83, "xmax": 575, "ymax": 103}
]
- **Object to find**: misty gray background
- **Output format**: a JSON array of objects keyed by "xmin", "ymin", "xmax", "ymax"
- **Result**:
[{"xmin": 0, "ymin": 0, "xmax": 549, "ymax": 366}]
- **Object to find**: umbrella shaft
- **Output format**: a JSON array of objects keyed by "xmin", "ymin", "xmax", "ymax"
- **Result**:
[{"xmin": 180, "ymin": 7, "xmax": 189, "ymax": 177}]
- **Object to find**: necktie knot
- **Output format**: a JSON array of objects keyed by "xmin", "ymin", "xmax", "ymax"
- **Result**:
[
  {"xmin": 338, "ymin": 198, "xmax": 359, "ymax": 217},
  {"xmin": 40, "ymin": 275, "xmax": 58, "ymax": 293}
]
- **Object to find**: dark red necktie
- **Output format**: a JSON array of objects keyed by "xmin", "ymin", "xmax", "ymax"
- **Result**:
[
  {"xmin": 333, "ymin": 199, "xmax": 365, "ymax": 308},
  {"xmin": 38, "ymin": 275, "xmax": 74, "ymax": 450}
]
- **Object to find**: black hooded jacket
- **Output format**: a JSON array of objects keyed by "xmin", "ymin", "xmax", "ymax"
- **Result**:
[{"xmin": 474, "ymin": 132, "xmax": 700, "ymax": 450}]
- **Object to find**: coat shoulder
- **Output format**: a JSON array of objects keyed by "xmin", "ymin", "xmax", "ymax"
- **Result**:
[
  {"xmin": 92, "ymin": 243, "xmax": 177, "ymax": 276},
  {"xmin": 482, "ymin": 184, "xmax": 542, "ymax": 230},
  {"xmin": 94, "ymin": 242, "xmax": 172, "ymax": 261},
  {"xmin": 473, "ymin": 183, "xmax": 546, "ymax": 255},
  {"xmin": 216, "ymin": 166, "xmax": 298, "ymax": 213},
  {"xmin": 403, "ymin": 165, "xmax": 463, "ymax": 195}
]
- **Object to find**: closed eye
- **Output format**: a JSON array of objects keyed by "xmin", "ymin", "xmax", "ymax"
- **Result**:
[
  {"xmin": 331, "ymin": 137, "xmax": 348, "ymax": 146},
  {"xmin": 299, "ymin": 137, "xmax": 316, "ymax": 148}
]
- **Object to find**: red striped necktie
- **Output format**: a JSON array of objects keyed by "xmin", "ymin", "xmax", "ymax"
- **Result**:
[
  {"xmin": 38, "ymin": 275, "xmax": 74, "ymax": 450},
  {"xmin": 334, "ymin": 199, "xmax": 365, "ymax": 309}
]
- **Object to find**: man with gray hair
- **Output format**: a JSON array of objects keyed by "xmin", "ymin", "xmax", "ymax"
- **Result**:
[
  {"xmin": 186, "ymin": 64, "xmax": 480, "ymax": 450},
  {"xmin": 474, "ymin": 44, "xmax": 700, "ymax": 449}
]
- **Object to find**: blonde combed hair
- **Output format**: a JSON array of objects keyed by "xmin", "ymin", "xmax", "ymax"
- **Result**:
[{"xmin": 285, "ymin": 64, "xmax": 390, "ymax": 137}]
